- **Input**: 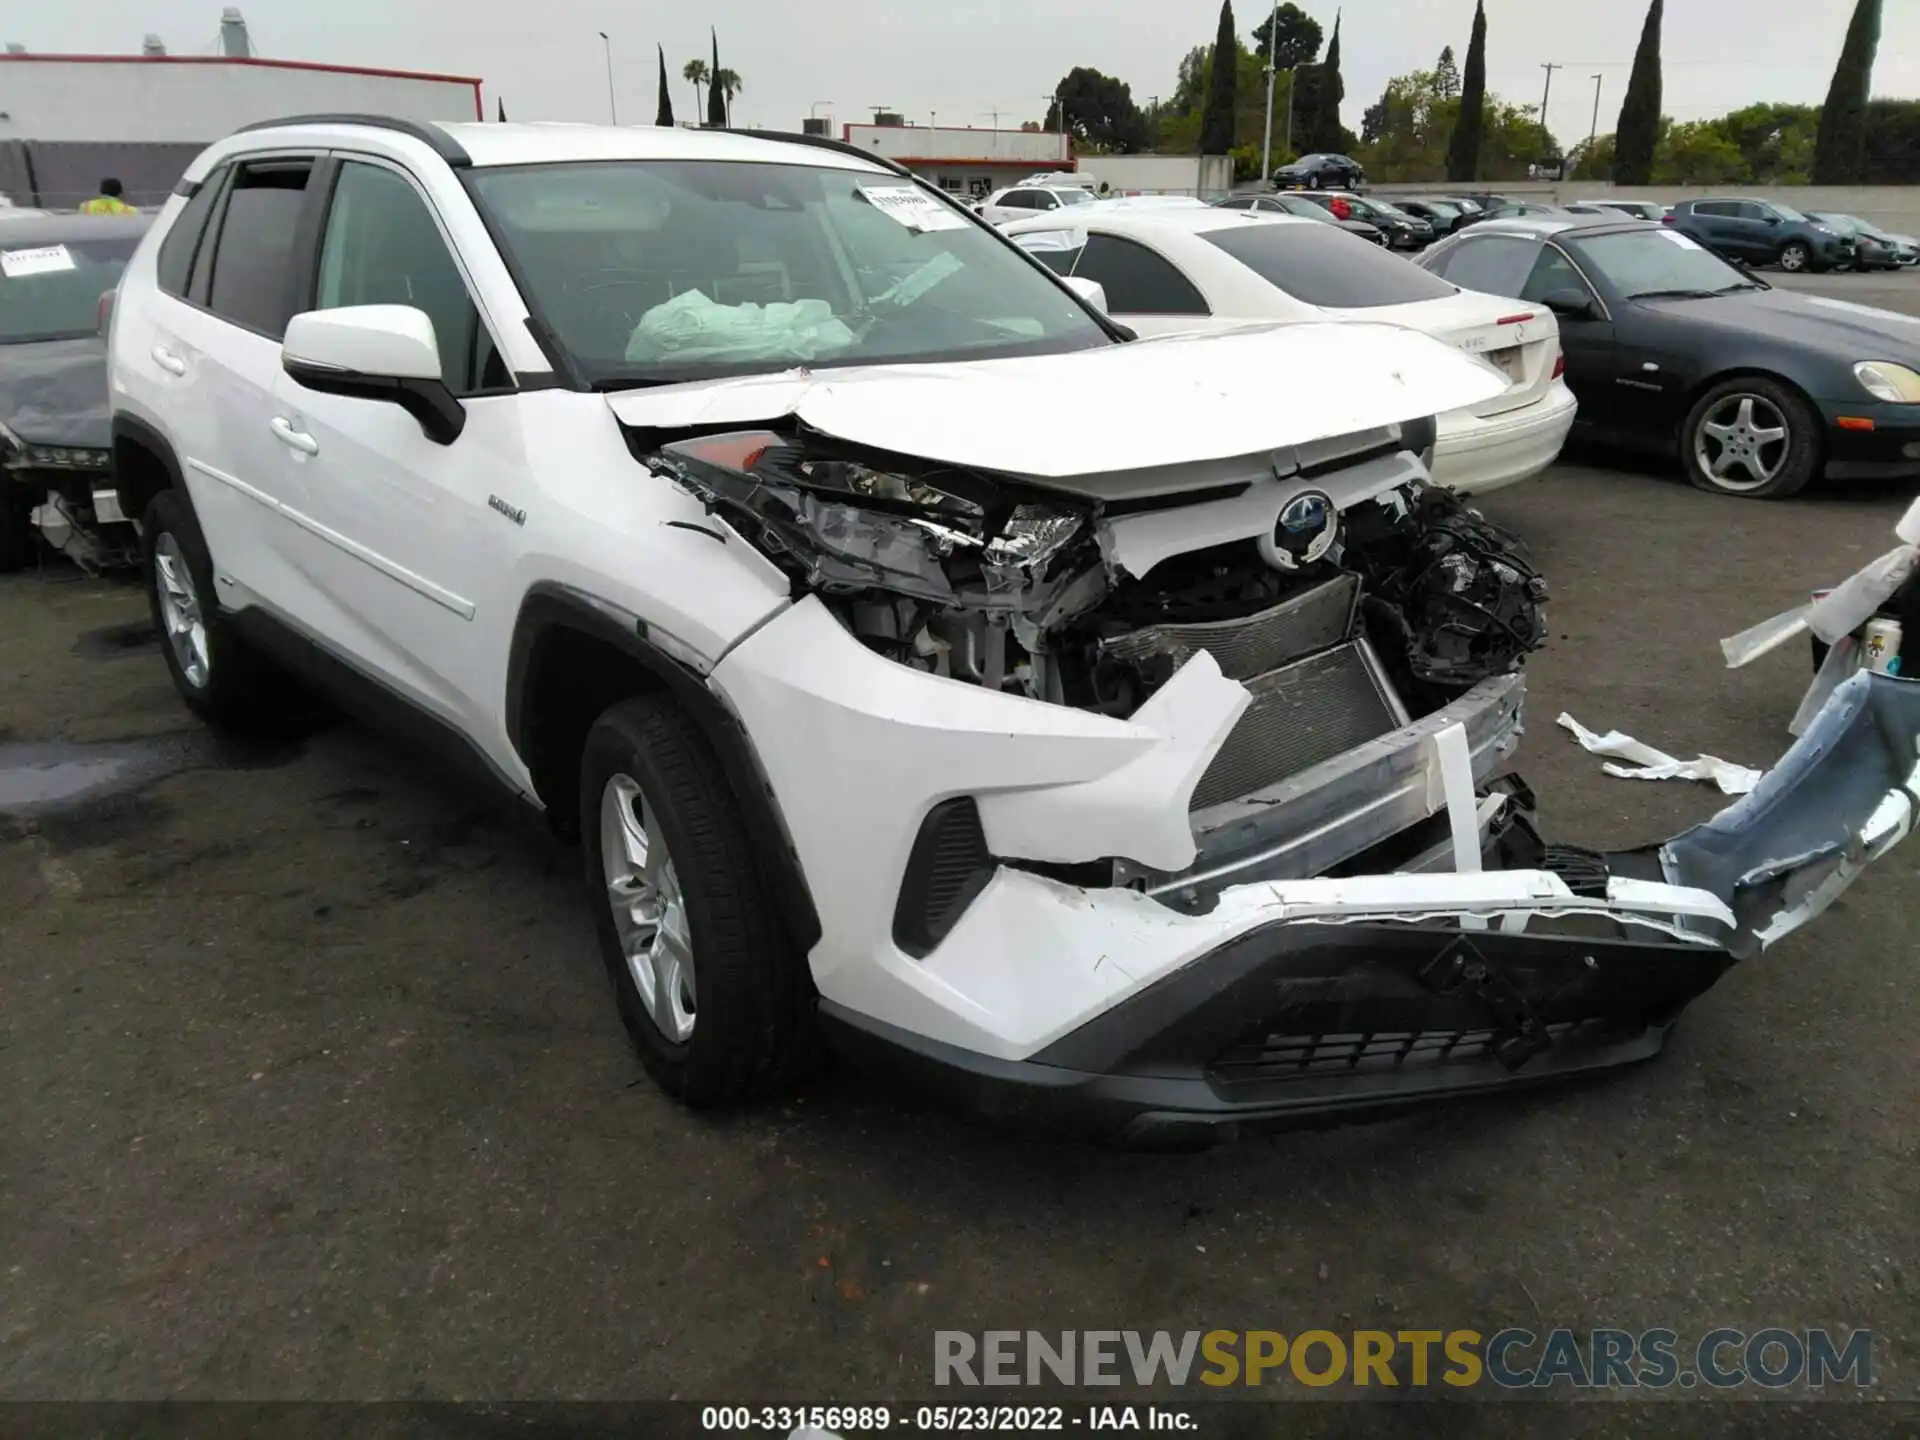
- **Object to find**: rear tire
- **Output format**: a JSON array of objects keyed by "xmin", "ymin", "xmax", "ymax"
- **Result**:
[
  {"xmin": 0, "ymin": 480, "xmax": 33, "ymax": 573},
  {"xmin": 580, "ymin": 693, "xmax": 814, "ymax": 1107},
  {"xmin": 142, "ymin": 489, "xmax": 284, "ymax": 730},
  {"xmin": 1681, "ymin": 377, "xmax": 1820, "ymax": 500}
]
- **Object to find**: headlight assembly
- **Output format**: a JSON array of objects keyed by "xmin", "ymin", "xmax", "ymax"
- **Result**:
[{"xmin": 1854, "ymin": 361, "xmax": 1920, "ymax": 405}]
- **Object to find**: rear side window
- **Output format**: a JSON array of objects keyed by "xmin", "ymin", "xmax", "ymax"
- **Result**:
[
  {"xmin": 155, "ymin": 168, "xmax": 225, "ymax": 298},
  {"xmin": 1204, "ymin": 223, "xmax": 1456, "ymax": 308},
  {"xmin": 1072, "ymin": 234, "xmax": 1208, "ymax": 314},
  {"xmin": 1426, "ymin": 235, "xmax": 1543, "ymax": 299},
  {"xmin": 205, "ymin": 159, "xmax": 314, "ymax": 337}
]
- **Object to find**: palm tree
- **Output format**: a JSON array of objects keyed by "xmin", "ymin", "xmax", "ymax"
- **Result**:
[
  {"xmin": 682, "ymin": 58, "xmax": 710, "ymax": 118},
  {"xmin": 713, "ymin": 68, "xmax": 742, "ymax": 126}
]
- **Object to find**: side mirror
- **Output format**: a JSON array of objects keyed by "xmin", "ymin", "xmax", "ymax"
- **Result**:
[
  {"xmin": 281, "ymin": 304, "xmax": 465, "ymax": 446},
  {"xmin": 1061, "ymin": 275, "xmax": 1109, "ymax": 314},
  {"xmin": 1538, "ymin": 287, "xmax": 1598, "ymax": 322},
  {"xmin": 1763, "ymin": 215, "xmax": 1780, "ymax": 226}
]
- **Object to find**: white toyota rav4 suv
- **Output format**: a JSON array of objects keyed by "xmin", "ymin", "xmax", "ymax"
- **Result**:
[{"xmin": 106, "ymin": 117, "xmax": 1919, "ymax": 1145}]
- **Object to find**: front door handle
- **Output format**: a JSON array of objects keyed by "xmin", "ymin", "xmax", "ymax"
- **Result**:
[
  {"xmin": 269, "ymin": 416, "xmax": 319, "ymax": 455},
  {"xmin": 151, "ymin": 344, "xmax": 187, "ymax": 376}
]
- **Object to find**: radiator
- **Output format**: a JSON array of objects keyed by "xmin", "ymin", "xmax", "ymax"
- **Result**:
[{"xmin": 1191, "ymin": 640, "xmax": 1405, "ymax": 810}]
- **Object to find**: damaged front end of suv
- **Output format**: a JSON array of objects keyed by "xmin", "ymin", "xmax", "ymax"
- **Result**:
[{"xmin": 622, "ymin": 333, "xmax": 1918, "ymax": 1146}]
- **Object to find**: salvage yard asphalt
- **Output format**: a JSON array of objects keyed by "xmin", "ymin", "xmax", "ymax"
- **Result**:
[{"xmin": 2, "ymin": 271, "xmax": 1916, "ymax": 1430}]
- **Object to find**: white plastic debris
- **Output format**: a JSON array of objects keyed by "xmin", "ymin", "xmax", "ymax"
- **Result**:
[
  {"xmin": 1724, "ymin": 493, "xmax": 1920, "ymax": 666},
  {"xmin": 1556, "ymin": 713, "xmax": 1763, "ymax": 795}
]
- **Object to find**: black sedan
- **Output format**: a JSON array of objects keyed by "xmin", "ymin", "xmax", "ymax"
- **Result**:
[
  {"xmin": 0, "ymin": 211, "xmax": 150, "ymax": 568},
  {"xmin": 1211, "ymin": 192, "xmax": 1386, "ymax": 245},
  {"xmin": 1417, "ymin": 213, "xmax": 1920, "ymax": 498},
  {"xmin": 1271, "ymin": 152, "xmax": 1364, "ymax": 191},
  {"xmin": 1391, "ymin": 198, "xmax": 1475, "ymax": 236},
  {"xmin": 1292, "ymin": 191, "xmax": 1434, "ymax": 250}
]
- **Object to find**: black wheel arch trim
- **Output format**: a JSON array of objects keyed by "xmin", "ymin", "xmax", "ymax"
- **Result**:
[
  {"xmin": 110, "ymin": 413, "xmax": 189, "ymax": 513},
  {"xmin": 505, "ymin": 582, "xmax": 822, "ymax": 951}
]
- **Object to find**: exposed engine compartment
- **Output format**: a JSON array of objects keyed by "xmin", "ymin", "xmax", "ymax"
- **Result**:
[{"xmin": 650, "ymin": 426, "xmax": 1547, "ymax": 747}]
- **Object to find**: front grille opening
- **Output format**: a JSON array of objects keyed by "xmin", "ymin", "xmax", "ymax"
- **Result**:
[
  {"xmin": 892, "ymin": 797, "xmax": 994, "ymax": 959},
  {"xmin": 1209, "ymin": 1018, "xmax": 1627, "ymax": 1087}
]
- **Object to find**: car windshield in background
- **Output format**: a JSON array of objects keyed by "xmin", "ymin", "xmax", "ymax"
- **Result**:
[
  {"xmin": 0, "ymin": 235, "xmax": 139, "ymax": 344},
  {"xmin": 1768, "ymin": 202, "xmax": 1809, "ymax": 222},
  {"xmin": 1202, "ymin": 222, "xmax": 1458, "ymax": 308},
  {"xmin": 1056, "ymin": 189, "xmax": 1095, "ymax": 206},
  {"xmin": 1575, "ymin": 229, "xmax": 1757, "ymax": 297},
  {"xmin": 465, "ymin": 160, "xmax": 1112, "ymax": 386}
]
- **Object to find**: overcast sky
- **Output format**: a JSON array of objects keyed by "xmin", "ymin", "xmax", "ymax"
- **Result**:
[{"xmin": 15, "ymin": 0, "xmax": 1919, "ymax": 146}]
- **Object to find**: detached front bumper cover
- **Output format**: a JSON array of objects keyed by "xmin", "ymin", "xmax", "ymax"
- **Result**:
[{"xmin": 823, "ymin": 669, "xmax": 1920, "ymax": 1144}]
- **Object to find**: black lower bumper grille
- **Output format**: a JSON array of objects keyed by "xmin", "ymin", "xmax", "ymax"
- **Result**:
[{"xmin": 1210, "ymin": 1019, "xmax": 1622, "ymax": 1086}]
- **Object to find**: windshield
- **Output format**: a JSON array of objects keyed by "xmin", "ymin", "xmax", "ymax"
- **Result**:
[
  {"xmin": 1766, "ymin": 201, "xmax": 1808, "ymax": 222},
  {"xmin": 1369, "ymin": 200, "xmax": 1413, "ymax": 219},
  {"xmin": 1056, "ymin": 189, "xmax": 1095, "ymax": 206},
  {"xmin": 0, "ymin": 235, "xmax": 139, "ymax": 344},
  {"xmin": 1574, "ymin": 228, "xmax": 1758, "ymax": 298},
  {"xmin": 466, "ymin": 160, "xmax": 1111, "ymax": 386},
  {"xmin": 1203, "ymin": 222, "xmax": 1458, "ymax": 308}
]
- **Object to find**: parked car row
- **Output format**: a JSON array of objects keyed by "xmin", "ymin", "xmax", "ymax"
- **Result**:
[{"xmin": 1413, "ymin": 211, "xmax": 1920, "ymax": 497}]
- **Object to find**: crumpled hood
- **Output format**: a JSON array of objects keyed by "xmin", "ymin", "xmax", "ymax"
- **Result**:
[
  {"xmin": 606, "ymin": 322, "xmax": 1510, "ymax": 484},
  {"xmin": 0, "ymin": 336, "xmax": 110, "ymax": 449}
]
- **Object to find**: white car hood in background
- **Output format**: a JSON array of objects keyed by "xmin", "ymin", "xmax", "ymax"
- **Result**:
[{"xmin": 605, "ymin": 322, "xmax": 1508, "ymax": 481}]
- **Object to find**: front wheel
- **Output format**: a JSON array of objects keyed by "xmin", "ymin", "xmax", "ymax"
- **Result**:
[
  {"xmin": 1681, "ymin": 378, "xmax": 1820, "ymax": 499},
  {"xmin": 1308, "ymin": 173, "xmax": 1323, "ymax": 190},
  {"xmin": 580, "ymin": 694, "xmax": 814, "ymax": 1106},
  {"xmin": 1778, "ymin": 241, "xmax": 1811, "ymax": 273}
]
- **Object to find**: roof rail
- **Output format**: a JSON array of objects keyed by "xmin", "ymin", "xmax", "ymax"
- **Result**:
[
  {"xmin": 722, "ymin": 126, "xmax": 911, "ymax": 177},
  {"xmin": 231, "ymin": 113, "xmax": 470, "ymax": 166}
]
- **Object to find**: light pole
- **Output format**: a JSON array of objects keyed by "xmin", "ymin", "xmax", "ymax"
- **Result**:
[
  {"xmin": 1588, "ymin": 75, "xmax": 1603, "ymax": 178},
  {"xmin": 1539, "ymin": 62, "xmax": 1562, "ymax": 145},
  {"xmin": 1260, "ymin": 0, "xmax": 1280, "ymax": 185},
  {"xmin": 597, "ymin": 31, "xmax": 617, "ymax": 125}
]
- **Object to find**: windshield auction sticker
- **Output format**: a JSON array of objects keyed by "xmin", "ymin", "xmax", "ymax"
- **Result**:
[
  {"xmin": 856, "ymin": 186, "xmax": 969, "ymax": 233},
  {"xmin": 0, "ymin": 244, "xmax": 76, "ymax": 278}
]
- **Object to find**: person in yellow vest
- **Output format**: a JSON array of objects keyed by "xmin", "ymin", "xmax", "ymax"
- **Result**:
[{"xmin": 79, "ymin": 178, "xmax": 137, "ymax": 215}]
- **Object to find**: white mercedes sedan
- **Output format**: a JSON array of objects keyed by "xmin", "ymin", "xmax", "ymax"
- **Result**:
[{"xmin": 1002, "ymin": 206, "xmax": 1578, "ymax": 495}]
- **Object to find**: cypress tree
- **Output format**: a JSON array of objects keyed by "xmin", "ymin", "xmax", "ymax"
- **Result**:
[
  {"xmin": 1445, "ymin": 0, "xmax": 1486, "ymax": 182},
  {"xmin": 1613, "ymin": 0, "xmax": 1664, "ymax": 185},
  {"xmin": 1315, "ymin": 13, "xmax": 1345, "ymax": 152},
  {"xmin": 1813, "ymin": 0, "xmax": 1883, "ymax": 183},
  {"xmin": 655, "ymin": 45, "xmax": 675, "ymax": 127},
  {"xmin": 1200, "ymin": 0, "xmax": 1237, "ymax": 155},
  {"xmin": 707, "ymin": 30, "xmax": 726, "ymax": 128}
]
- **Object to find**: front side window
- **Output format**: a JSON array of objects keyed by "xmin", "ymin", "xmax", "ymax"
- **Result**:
[
  {"xmin": 1070, "ymin": 234, "xmax": 1209, "ymax": 315},
  {"xmin": 315, "ymin": 161, "xmax": 504, "ymax": 394},
  {"xmin": 0, "ymin": 232, "xmax": 142, "ymax": 343},
  {"xmin": 1202, "ymin": 222, "xmax": 1456, "ymax": 308},
  {"xmin": 205, "ymin": 159, "xmax": 313, "ymax": 337},
  {"xmin": 466, "ymin": 160, "xmax": 1110, "ymax": 385},
  {"xmin": 1425, "ymin": 235, "xmax": 1543, "ymax": 298}
]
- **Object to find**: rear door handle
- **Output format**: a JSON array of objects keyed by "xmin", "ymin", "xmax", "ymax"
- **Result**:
[
  {"xmin": 269, "ymin": 416, "xmax": 319, "ymax": 455},
  {"xmin": 151, "ymin": 344, "xmax": 187, "ymax": 376}
]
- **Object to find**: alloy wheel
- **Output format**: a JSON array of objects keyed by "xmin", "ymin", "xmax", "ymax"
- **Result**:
[
  {"xmin": 600, "ymin": 773, "xmax": 697, "ymax": 1043},
  {"xmin": 153, "ymin": 532, "xmax": 210, "ymax": 689},
  {"xmin": 1779, "ymin": 243, "xmax": 1809, "ymax": 272},
  {"xmin": 1695, "ymin": 394, "xmax": 1791, "ymax": 492}
]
